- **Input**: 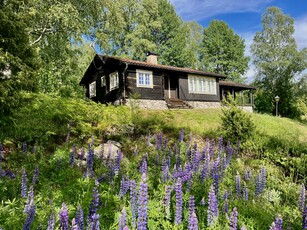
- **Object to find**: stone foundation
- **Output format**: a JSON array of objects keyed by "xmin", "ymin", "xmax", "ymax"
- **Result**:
[
  {"xmin": 125, "ymin": 99, "xmax": 169, "ymax": 109},
  {"xmin": 240, "ymin": 106, "xmax": 253, "ymax": 113},
  {"xmin": 187, "ymin": 101, "xmax": 221, "ymax": 109}
]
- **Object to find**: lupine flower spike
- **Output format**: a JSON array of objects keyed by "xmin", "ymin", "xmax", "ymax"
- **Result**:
[
  {"xmin": 119, "ymin": 207, "xmax": 127, "ymax": 230},
  {"xmin": 21, "ymin": 169, "xmax": 27, "ymax": 198},
  {"xmin": 299, "ymin": 184, "xmax": 306, "ymax": 211},
  {"xmin": 59, "ymin": 203, "xmax": 69, "ymax": 230},
  {"xmin": 229, "ymin": 207, "xmax": 238, "ymax": 230},
  {"xmin": 207, "ymin": 184, "xmax": 218, "ymax": 226},
  {"xmin": 137, "ymin": 173, "xmax": 148, "ymax": 230},
  {"xmin": 189, "ymin": 212, "xmax": 198, "ymax": 230},
  {"xmin": 46, "ymin": 212, "xmax": 55, "ymax": 230}
]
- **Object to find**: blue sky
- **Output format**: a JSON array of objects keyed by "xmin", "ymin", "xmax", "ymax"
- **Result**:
[{"xmin": 169, "ymin": 0, "xmax": 307, "ymax": 82}]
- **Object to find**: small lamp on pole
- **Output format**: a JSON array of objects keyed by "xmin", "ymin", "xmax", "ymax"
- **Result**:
[{"xmin": 275, "ymin": 95, "xmax": 280, "ymax": 117}]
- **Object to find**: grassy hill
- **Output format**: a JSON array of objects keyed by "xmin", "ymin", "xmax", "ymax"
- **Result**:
[{"xmin": 0, "ymin": 94, "xmax": 307, "ymax": 229}]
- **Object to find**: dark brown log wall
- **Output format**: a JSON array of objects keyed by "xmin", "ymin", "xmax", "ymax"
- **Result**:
[{"xmin": 126, "ymin": 69, "xmax": 164, "ymax": 100}]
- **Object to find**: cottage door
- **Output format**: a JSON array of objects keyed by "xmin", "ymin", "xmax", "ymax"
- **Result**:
[{"xmin": 164, "ymin": 75, "xmax": 178, "ymax": 99}]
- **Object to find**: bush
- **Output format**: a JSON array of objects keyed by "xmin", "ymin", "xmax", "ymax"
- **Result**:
[{"xmin": 221, "ymin": 96, "xmax": 255, "ymax": 143}]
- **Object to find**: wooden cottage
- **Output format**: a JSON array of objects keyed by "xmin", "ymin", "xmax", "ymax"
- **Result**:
[{"xmin": 80, "ymin": 52, "xmax": 255, "ymax": 111}]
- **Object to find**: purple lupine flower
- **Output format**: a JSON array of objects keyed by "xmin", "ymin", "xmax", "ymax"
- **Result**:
[
  {"xmin": 5, "ymin": 170, "xmax": 15, "ymax": 179},
  {"xmin": 201, "ymin": 152, "xmax": 210, "ymax": 181},
  {"xmin": 244, "ymin": 168, "xmax": 252, "ymax": 181},
  {"xmin": 179, "ymin": 128, "xmax": 184, "ymax": 142},
  {"xmin": 88, "ymin": 181, "xmax": 100, "ymax": 222},
  {"xmin": 22, "ymin": 142, "xmax": 27, "ymax": 154},
  {"xmin": 236, "ymin": 175, "xmax": 241, "ymax": 198},
  {"xmin": 164, "ymin": 185, "xmax": 172, "ymax": 219},
  {"xmin": 274, "ymin": 217, "xmax": 283, "ymax": 230},
  {"xmin": 123, "ymin": 226, "xmax": 129, "ymax": 230},
  {"xmin": 137, "ymin": 173, "xmax": 148, "ymax": 230},
  {"xmin": 21, "ymin": 169, "xmax": 27, "ymax": 198},
  {"xmin": 207, "ymin": 184, "xmax": 218, "ymax": 226},
  {"xmin": 162, "ymin": 164, "xmax": 170, "ymax": 183},
  {"xmin": 229, "ymin": 207, "xmax": 238, "ymax": 230},
  {"xmin": 119, "ymin": 177, "xmax": 130, "ymax": 197},
  {"xmin": 86, "ymin": 145, "xmax": 95, "ymax": 178},
  {"xmin": 243, "ymin": 186, "xmax": 248, "ymax": 201},
  {"xmin": 189, "ymin": 212, "xmax": 198, "ymax": 230},
  {"xmin": 24, "ymin": 185, "xmax": 34, "ymax": 213},
  {"xmin": 217, "ymin": 136, "xmax": 224, "ymax": 155},
  {"xmin": 211, "ymin": 158, "xmax": 220, "ymax": 194},
  {"xmin": 130, "ymin": 180, "xmax": 137, "ymax": 228},
  {"xmin": 299, "ymin": 184, "xmax": 306, "ymax": 211},
  {"xmin": 118, "ymin": 207, "xmax": 127, "ymax": 230},
  {"xmin": 71, "ymin": 218, "xmax": 79, "ymax": 230},
  {"xmin": 175, "ymin": 178, "xmax": 183, "ymax": 225},
  {"xmin": 256, "ymin": 166, "xmax": 267, "ymax": 196},
  {"xmin": 32, "ymin": 165, "xmax": 39, "ymax": 185},
  {"xmin": 140, "ymin": 159, "xmax": 147, "ymax": 174},
  {"xmin": 23, "ymin": 200, "xmax": 36, "ymax": 230},
  {"xmin": 303, "ymin": 206, "xmax": 307, "ymax": 229},
  {"xmin": 222, "ymin": 190, "xmax": 229, "ymax": 213},
  {"xmin": 65, "ymin": 120, "xmax": 72, "ymax": 144},
  {"xmin": 188, "ymin": 196, "xmax": 195, "ymax": 227},
  {"xmin": 114, "ymin": 151, "xmax": 123, "ymax": 176},
  {"xmin": 192, "ymin": 150, "xmax": 201, "ymax": 173},
  {"xmin": 59, "ymin": 203, "xmax": 69, "ymax": 230},
  {"xmin": 200, "ymin": 197, "xmax": 206, "ymax": 206},
  {"xmin": 209, "ymin": 140, "xmax": 215, "ymax": 159},
  {"xmin": 89, "ymin": 213, "xmax": 100, "ymax": 230},
  {"xmin": 156, "ymin": 133, "xmax": 163, "ymax": 150},
  {"xmin": 46, "ymin": 212, "xmax": 55, "ymax": 230},
  {"xmin": 76, "ymin": 205, "xmax": 84, "ymax": 230}
]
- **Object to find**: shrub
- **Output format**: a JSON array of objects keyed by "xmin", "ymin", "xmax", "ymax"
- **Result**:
[{"xmin": 221, "ymin": 96, "xmax": 255, "ymax": 143}]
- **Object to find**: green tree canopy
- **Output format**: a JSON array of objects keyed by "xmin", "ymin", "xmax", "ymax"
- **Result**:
[
  {"xmin": 0, "ymin": 0, "xmax": 39, "ymax": 117},
  {"xmin": 251, "ymin": 7, "xmax": 307, "ymax": 117},
  {"xmin": 201, "ymin": 20, "xmax": 249, "ymax": 82}
]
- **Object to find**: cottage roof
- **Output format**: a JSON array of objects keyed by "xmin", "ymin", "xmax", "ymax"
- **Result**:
[
  {"xmin": 219, "ymin": 80, "xmax": 256, "ymax": 90},
  {"xmin": 98, "ymin": 55, "xmax": 227, "ymax": 79}
]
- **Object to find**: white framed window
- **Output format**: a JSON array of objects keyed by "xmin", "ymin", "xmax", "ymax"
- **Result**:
[
  {"xmin": 89, "ymin": 81, "xmax": 96, "ymax": 98},
  {"xmin": 188, "ymin": 75, "xmax": 217, "ymax": 94},
  {"xmin": 110, "ymin": 72, "xmax": 119, "ymax": 90},
  {"xmin": 101, "ymin": 76, "xmax": 106, "ymax": 87},
  {"xmin": 136, "ymin": 69, "xmax": 153, "ymax": 88}
]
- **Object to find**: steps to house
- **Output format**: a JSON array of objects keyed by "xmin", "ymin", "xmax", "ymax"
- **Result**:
[{"xmin": 165, "ymin": 98, "xmax": 193, "ymax": 109}]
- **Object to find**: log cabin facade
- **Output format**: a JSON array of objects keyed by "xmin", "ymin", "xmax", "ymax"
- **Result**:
[{"xmin": 80, "ymin": 53, "xmax": 255, "ymax": 110}]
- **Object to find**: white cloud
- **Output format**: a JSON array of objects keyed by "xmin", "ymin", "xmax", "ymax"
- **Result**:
[
  {"xmin": 294, "ymin": 15, "xmax": 307, "ymax": 50},
  {"xmin": 169, "ymin": 0, "xmax": 273, "ymax": 21}
]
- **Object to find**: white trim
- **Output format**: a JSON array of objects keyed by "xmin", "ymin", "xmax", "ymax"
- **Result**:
[
  {"xmin": 89, "ymin": 81, "xmax": 96, "ymax": 98},
  {"xmin": 110, "ymin": 71, "xmax": 119, "ymax": 90},
  {"xmin": 101, "ymin": 75, "xmax": 106, "ymax": 87},
  {"xmin": 188, "ymin": 74, "xmax": 217, "ymax": 95},
  {"xmin": 136, "ymin": 69, "xmax": 153, "ymax": 88}
]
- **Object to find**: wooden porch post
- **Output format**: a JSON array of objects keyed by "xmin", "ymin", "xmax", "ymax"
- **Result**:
[{"xmin": 168, "ymin": 76, "xmax": 171, "ymax": 98}]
